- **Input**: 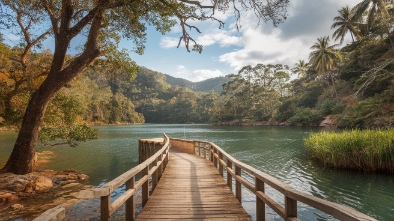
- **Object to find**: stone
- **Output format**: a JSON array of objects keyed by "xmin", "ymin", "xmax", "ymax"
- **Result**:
[
  {"xmin": 0, "ymin": 191, "xmax": 19, "ymax": 205},
  {"xmin": 62, "ymin": 183, "xmax": 80, "ymax": 189},
  {"xmin": 319, "ymin": 116, "xmax": 336, "ymax": 127},
  {"xmin": 11, "ymin": 203, "xmax": 24, "ymax": 210},
  {"xmin": 53, "ymin": 197, "xmax": 67, "ymax": 205},
  {"xmin": 34, "ymin": 176, "xmax": 53, "ymax": 192}
]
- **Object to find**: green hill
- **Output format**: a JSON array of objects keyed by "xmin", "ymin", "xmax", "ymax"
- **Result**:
[{"xmin": 164, "ymin": 74, "xmax": 227, "ymax": 93}]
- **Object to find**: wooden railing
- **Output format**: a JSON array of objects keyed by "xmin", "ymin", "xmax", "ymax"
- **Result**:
[
  {"xmin": 79, "ymin": 134, "xmax": 170, "ymax": 221},
  {"xmin": 194, "ymin": 140, "xmax": 377, "ymax": 221}
]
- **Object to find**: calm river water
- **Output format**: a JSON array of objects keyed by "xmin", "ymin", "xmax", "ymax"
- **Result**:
[{"xmin": 0, "ymin": 124, "xmax": 393, "ymax": 220}]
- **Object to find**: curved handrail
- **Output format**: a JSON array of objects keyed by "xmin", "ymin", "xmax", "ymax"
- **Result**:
[
  {"xmin": 80, "ymin": 134, "xmax": 171, "ymax": 221},
  {"xmin": 194, "ymin": 140, "xmax": 377, "ymax": 221}
]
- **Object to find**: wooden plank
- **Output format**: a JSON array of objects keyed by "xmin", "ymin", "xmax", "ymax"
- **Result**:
[{"xmin": 136, "ymin": 150, "xmax": 252, "ymax": 221}]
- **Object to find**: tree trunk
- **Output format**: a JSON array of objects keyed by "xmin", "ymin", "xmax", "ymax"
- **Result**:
[
  {"xmin": 0, "ymin": 84, "xmax": 56, "ymax": 174},
  {"xmin": 329, "ymin": 72, "xmax": 339, "ymax": 100}
]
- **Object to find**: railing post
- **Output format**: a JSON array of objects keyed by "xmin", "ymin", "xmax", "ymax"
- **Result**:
[
  {"xmin": 100, "ymin": 195, "xmax": 110, "ymax": 221},
  {"xmin": 235, "ymin": 165, "xmax": 242, "ymax": 203},
  {"xmin": 125, "ymin": 177, "xmax": 135, "ymax": 221},
  {"xmin": 142, "ymin": 166, "xmax": 149, "ymax": 207},
  {"xmin": 195, "ymin": 141, "xmax": 198, "ymax": 156},
  {"xmin": 166, "ymin": 145, "xmax": 170, "ymax": 165},
  {"xmin": 210, "ymin": 144, "xmax": 213, "ymax": 162},
  {"xmin": 203, "ymin": 143, "xmax": 207, "ymax": 159},
  {"xmin": 285, "ymin": 196, "xmax": 297, "ymax": 219},
  {"xmin": 256, "ymin": 178, "xmax": 265, "ymax": 221},
  {"xmin": 213, "ymin": 148, "xmax": 218, "ymax": 168},
  {"xmin": 152, "ymin": 157, "xmax": 158, "ymax": 191},
  {"xmin": 219, "ymin": 152, "xmax": 224, "ymax": 176},
  {"xmin": 226, "ymin": 159, "xmax": 233, "ymax": 189},
  {"xmin": 138, "ymin": 141, "xmax": 142, "ymax": 163},
  {"xmin": 158, "ymin": 152, "xmax": 163, "ymax": 180}
]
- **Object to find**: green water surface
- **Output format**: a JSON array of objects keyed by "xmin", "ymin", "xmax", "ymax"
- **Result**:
[{"xmin": 0, "ymin": 124, "xmax": 392, "ymax": 220}]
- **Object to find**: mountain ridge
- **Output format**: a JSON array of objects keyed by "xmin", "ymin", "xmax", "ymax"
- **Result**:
[{"xmin": 164, "ymin": 74, "xmax": 227, "ymax": 93}]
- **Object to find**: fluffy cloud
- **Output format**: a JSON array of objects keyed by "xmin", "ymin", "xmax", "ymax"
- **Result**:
[
  {"xmin": 219, "ymin": 28, "xmax": 307, "ymax": 70},
  {"xmin": 173, "ymin": 65, "xmax": 224, "ymax": 82},
  {"xmin": 196, "ymin": 32, "xmax": 242, "ymax": 47},
  {"xmin": 160, "ymin": 37, "xmax": 179, "ymax": 49},
  {"xmin": 192, "ymin": 69, "xmax": 224, "ymax": 81}
]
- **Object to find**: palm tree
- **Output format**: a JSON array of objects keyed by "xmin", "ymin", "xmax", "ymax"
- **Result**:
[
  {"xmin": 352, "ymin": 0, "xmax": 389, "ymax": 29},
  {"xmin": 331, "ymin": 6, "xmax": 360, "ymax": 44},
  {"xmin": 352, "ymin": 0, "xmax": 394, "ymax": 51},
  {"xmin": 309, "ymin": 36, "xmax": 342, "ymax": 98},
  {"xmin": 292, "ymin": 60, "xmax": 309, "ymax": 78}
]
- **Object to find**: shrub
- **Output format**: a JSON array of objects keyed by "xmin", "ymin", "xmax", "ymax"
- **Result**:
[
  {"xmin": 288, "ymin": 108, "xmax": 323, "ymax": 126},
  {"xmin": 318, "ymin": 99, "xmax": 345, "ymax": 116},
  {"xmin": 305, "ymin": 129, "xmax": 394, "ymax": 173}
]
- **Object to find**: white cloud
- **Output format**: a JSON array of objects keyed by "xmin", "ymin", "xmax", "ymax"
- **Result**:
[
  {"xmin": 160, "ymin": 37, "xmax": 179, "ymax": 49},
  {"xmin": 196, "ymin": 32, "xmax": 242, "ymax": 47},
  {"xmin": 173, "ymin": 65, "xmax": 224, "ymax": 82},
  {"xmin": 193, "ymin": 69, "xmax": 224, "ymax": 81},
  {"xmin": 219, "ymin": 28, "xmax": 308, "ymax": 70}
]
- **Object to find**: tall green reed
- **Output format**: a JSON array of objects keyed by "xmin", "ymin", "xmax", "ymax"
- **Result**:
[{"xmin": 304, "ymin": 129, "xmax": 394, "ymax": 173}]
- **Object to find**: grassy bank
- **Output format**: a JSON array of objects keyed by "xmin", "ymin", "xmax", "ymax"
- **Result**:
[{"xmin": 304, "ymin": 129, "xmax": 394, "ymax": 173}]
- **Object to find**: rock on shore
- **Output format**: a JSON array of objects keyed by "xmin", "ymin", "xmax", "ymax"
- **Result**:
[{"xmin": 0, "ymin": 169, "xmax": 91, "ymax": 220}]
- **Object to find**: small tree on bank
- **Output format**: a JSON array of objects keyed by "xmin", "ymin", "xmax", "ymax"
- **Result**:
[{"xmin": 0, "ymin": 0, "xmax": 289, "ymax": 174}]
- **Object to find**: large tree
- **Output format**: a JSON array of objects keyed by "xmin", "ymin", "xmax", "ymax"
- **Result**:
[
  {"xmin": 331, "ymin": 6, "xmax": 360, "ymax": 44},
  {"xmin": 0, "ymin": 0, "xmax": 289, "ymax": 174},
  {"xmin": 309, "ymin": 36, "xmax": 342, "ymax": 98},
  {"xmin": 352, "ymin": 0, "xmax": 389, "ymax": 30},
  {"xmin": 292, "ymin": 60, "xmax": 309, "ymax": 78}
]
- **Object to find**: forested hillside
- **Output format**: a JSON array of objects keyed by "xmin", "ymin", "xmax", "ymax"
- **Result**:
[{"xmin": 165, "ymin": 75, "xmax": 228, "ymax": 93}]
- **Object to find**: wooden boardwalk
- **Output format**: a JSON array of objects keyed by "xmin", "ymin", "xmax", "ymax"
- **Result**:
[{"xmin": 136, "ymin": 149, "xmax": 252, "ymax": 220}]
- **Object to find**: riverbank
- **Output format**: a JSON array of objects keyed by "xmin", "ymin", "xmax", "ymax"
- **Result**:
[{"xmin": 213, "ymin": 116, "xmax": 338, "ymax": 127}]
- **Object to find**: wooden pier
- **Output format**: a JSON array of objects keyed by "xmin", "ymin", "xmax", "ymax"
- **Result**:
[
  {"xmin": 34, "ymin": 134, "xmax": 378, "ymax": 221},
  {"xmin": 136, "ymin": 149, "xmax": 251, "ymax": 220}
]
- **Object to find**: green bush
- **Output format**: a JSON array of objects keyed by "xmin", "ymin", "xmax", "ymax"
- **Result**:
[
  {"xmin": 305, "ymin": 129, "xmax": 394, "ymax": 173},
  {"xmin": 288, "ymin": 108, "xmax": 323, "ymax": 126},
  {"xmin": 318, "ymin": 99, "xmax": 345, "ymax": 116},
  {"xmin": 39, "ymin": 124, "xmax": 98, "ymax": 147},
  {"xmin": 337, "ymin": 95, "xmax": 393, "ymax": 129}
]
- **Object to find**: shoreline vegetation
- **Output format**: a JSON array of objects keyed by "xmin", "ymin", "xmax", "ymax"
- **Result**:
[{"xmin": 305, "ymin": 129, "xmax": 394, "ymax": 173}]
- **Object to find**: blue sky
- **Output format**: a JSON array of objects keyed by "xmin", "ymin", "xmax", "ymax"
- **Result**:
[{"xmin": 3, "ymin": 0, "xmax": 361, "ymax": 82}]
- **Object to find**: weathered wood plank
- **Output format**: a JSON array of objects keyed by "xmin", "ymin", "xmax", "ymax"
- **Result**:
[{"xmin": 136, "ymin": 150, "xmax": 252, "ymax": 221}]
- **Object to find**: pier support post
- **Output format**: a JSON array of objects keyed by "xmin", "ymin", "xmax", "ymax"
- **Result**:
[
  {"xmin": 152, "ymin": 157, "xmax": 158, "ymax": 191},
  {"xmin": 219, "ymin": 152, "xmax": 224, "ymax": 177},
  {"xmin": 100, "ymin": 195, "xmax": 110, "ymax": 221},
  {"xmin": 256, "ymin": 178, "xmax": 265, "ymax": 221},
  {"xmin": 235, "ymin": 165, "xmax": 242, "ymax": 203},
  {"xmin": 125, "ymin": 177, "xmax": 135, "ymax": 221},
  {"xmin": 142, "ymin": 166, "xmax": 149, "ymax": 207},
  {"xmin": 285, "ymin": 197, "xmax": 297, "ymax": 219},
  {"xmin": 226, "ymin": 159, "xmax": 233, "ymax": 188}
]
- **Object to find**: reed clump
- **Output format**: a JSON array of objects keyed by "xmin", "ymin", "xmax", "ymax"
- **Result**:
[{"xmin": 304, "ymin": 129, "xmax": 394, "ymax": 173}]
